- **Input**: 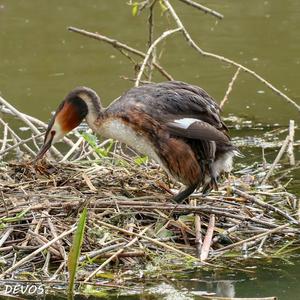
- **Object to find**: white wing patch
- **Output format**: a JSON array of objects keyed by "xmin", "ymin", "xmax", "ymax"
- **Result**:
[{"xmin": 173, "ymin": 118, "xmax": 199, "ymax": 129}]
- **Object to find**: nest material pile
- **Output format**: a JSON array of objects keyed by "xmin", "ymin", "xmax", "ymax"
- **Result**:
[
  {"xmin": 0, "ymin": 92, "xmax": 299, "ymax": 294},
  {"xmin": 0, "ymin": 157, "xmax": 299, "ymax": 293}
]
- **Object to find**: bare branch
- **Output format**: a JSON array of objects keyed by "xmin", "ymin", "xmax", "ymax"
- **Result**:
[
  {"xmin": 162, "ymin": 0, "xmax": 300, "ymax": 113},
  {"xmin": 178, "ymin": 0, "xmax": 223, "ymax": 19},
  {"xmin": 261, "ymin": 135, "xmax": 290, "ymax": 185},
  {"xmin": 135, "ymin": 27, "xmax": 182, "ymax": 87},
  {"xmin": 220, "ymin": 67, "xmax": 241, "ymax": 109},
  {"xmin": 68, "ymin": 26, "xmax": 173, "ymax": 81}
]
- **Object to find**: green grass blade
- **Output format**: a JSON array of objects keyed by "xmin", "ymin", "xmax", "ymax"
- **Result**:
[{"xmin": 67, "ymin": 207, "xmax": 88, "ymax": 300}]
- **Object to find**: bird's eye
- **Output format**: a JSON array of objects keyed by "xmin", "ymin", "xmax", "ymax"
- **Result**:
[{"xmin": 51, "ymin": 130, "xmax": 56, "ymax": 136}]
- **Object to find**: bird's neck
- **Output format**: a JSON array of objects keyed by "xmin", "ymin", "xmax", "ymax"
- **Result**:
[{"xmin": 78, "ymin": 91, "xmax": 104, "ymax": 132}]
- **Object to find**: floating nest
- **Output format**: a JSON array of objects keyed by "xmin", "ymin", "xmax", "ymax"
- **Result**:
[
  {"xmin": 0, "ymin": 95, "xmax": 299, "ymax": 297},
  {"xmin": 0, "ymin": 154, "xmax": 299, "ymax": 296}
]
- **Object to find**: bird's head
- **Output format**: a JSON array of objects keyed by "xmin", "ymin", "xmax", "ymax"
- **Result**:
[{"xmin": 35, "ymin": 87, "xmax": 100, "ymax": 161}]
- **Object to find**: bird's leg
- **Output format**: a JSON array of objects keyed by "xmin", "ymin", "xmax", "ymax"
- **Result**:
[
  {"xmin": 172, "ymin": 184, "xmax": 198, "ymax": 203},
  {"xmin": 201, "ymin": 159, "xmax": 218, "ymax": 195}
]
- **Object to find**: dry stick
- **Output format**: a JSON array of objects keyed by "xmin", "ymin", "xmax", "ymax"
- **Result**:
[
  {"xmin": 1, "ymin": 106, "xmax": 76, "ymax": 150},
  {"xmin": 60, "ymin": 136, "xmax": 84, "ymax": 162},
  {"xmin": 178, "ymin": 0, "xmax": 223, "ymax": 19},
  {"xmin": 261, "ymin": 135, "xmax": 290, "ymax": 185},
  {"xmin": 216, "ymin": 223, "xmax": 290, "ymax": 253},
  {"xmin": 232, "ymin": 187, "xmax": 299, "ymax": 224},
  {"xmin": 0, "ymin": 96, "xmax": 63, "ymax": 159},
  {"xmin": 46, "ymin": 213, "xmax": 67, "ymax": 260},
  {"xmin": 162, "ymin": 0, "xmax": 300, "ymax": 113},
  {"xmin": 84, "ymin": 225, "xmax": 151, "ymax": 282},
  {"xmin": 21, "ymin": 218, "xmax": 41, "ymax": 248},
  {"xmin": 0, "ymin": 117, "xmax": 36, "ymax": 156},
  {"xmin": 68, "ymin": 26, "xmax": 173, "ymax": 81},
  {"xmin": 0, "ymin": 96, "xmax": 41, "ymax": 135},
  {"xmin": 0, "ymin": 106, "xmax": 46, "ymax": 129},
  {"xmin": 287, "ymin": 120, "xmax": 295, "ymax": 166},
  {"xmin": 135, "ymin": 27, "xmax": 181, "ymax": 87},
  {"xmin": 96, "ymin": 220, "xmax": 198, "ymax": 260},
  {"xmin": 0, "ymin": 228, "xmax": 13, "ymax": 248},
  {"xmin": 220, "ymin": 67, "xmax": 241, "ymax": 109},
  {"xmin": 0, "ymin": 133, "xmax": 44, "ymax": 157},
  {"xmin": 200, "ymin": 214, "xmax": 215, "ymax": 261},
  {"xmin": 0, "ymin": 226, "xmax": 76, "ymax": 279},
  {"xmin": 191, "ymin": 199, "xmax": 202, "ymax": 258},
  {"xmin": 0, "ymin": 123, "xmax": 8, "ymax": 153},
  {"xmin": 61, "ymin": 129, "xmax": 99, "ymax": 161},
  {"xmin": 27, "ymin": 230, "xmax": 61, "ymax": 257},
  {"xmin": 79, "ymin": 242, "xmax": 126, "ymax": 262}
]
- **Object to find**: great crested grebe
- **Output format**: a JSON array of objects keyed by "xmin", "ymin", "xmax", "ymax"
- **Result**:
[{"xmin": 35, "ymin": 81, "xmax": 239, "ymax": 202}]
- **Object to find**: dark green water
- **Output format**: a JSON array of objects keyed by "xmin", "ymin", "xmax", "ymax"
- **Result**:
[{"xmin": 0, "ymin": 1, "xmax": 299, "ymax": 299}]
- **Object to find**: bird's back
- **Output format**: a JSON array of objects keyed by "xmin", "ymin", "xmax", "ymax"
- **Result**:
[{"xmin": 107, "ymin": 81, "xmax": 226, "ymax": 132}]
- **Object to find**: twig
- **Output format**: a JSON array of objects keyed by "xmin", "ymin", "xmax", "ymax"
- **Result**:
[
  {"xmin": 96, "ymin": 220, "xmax": 198, "ymax": 261},
  {"xmin": 60, "ymin": 136, "xmax": 84, "ymax": 162},
  {"xmin": 261, "ymin": 135, "xmax": 290, "ymax": 185},
  {"xmin": 220, "ymin": 67, "xmax": 241, "ymax": 109},
  {"xmin": 1, "ymin": 106, "xmax": 76, "ymax": 150},
  {"xmin": 0, "ymin": 118, "xmax": 36, "ymax": 156},
  {"xmin": 0, "ymin": 96, "xmax": 63, "ymax": 159},
  {"xmin": 232, "ymin": 188, "xmax": 299, "ymax": 224},
  {"xmin": 0, "ymin": 228, "xmax": 13, "ymax": 248},
  {"xmin": 191, "ymin": 199, "xmax": 202, "ymax": 257},
  {"xmin": 200, "ymin": 214, "xmax": 215, "ymax": 261},
  {"xmin": 0, "ymin": 133, "xmax": 44, "ymax": 157},
  {"xmin": 177, "ymin": 0, "xmax": 223, "ymax": 19},
  {"xmin": 84, "ymin": 225, "xmax": 151, "ymax": 282},
  {"xmin": 27, "ymin": 230, "xmax": 62, "ymax": 257},
  {"xmin": 287, "ymin": 120, "xmax": 295, "ymax": 166},
  {"xmin": 148, "ymin": 0, "xmax": 156, "ymax": 48},
  {"xmin": 0, "ymin": 122, "xmax": 8, "ymax": 153},
  {"xmin": 68, "ymin": 26, "xmax": 173, "ymax": 81},
  {"xmin": 79, "ymin": 243, "xmax": 126, "ymax": 262},
  {"xmin": 162, "ymin": 0, "xmax": 300, "ymax": 113},
  {"xmin": 0, "ymin": 96, "xmax": 41, "ymax": 135},
  {"xmin": 135, "ymin": 27, "xmax": 181, "ymax": 87},
  {"xmin": 46, "ymin": 213, "xmax": 67, "ymax": 260},
  {"xmin": 216, "ymin": 223, "xmax": 290, "ymax": 253},
  {"xmin": 147, "ymin": 0, "xmax": 156, "ymax": 81},
  {"xmin": 0, "ymin": 226, "xmax": 76, "ymax": 279}
]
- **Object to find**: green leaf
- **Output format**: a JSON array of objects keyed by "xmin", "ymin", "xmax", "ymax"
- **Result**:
[
  {"xmin": 159, "ymin": 0, "xmax": 168, "ymax": 13},
  {"xmin": 132, "ymin": 2, "xmax": 139, "ymax": 16},
  {"xmin": 134, "ymin": 155, "xmax": 148, "ymax": 166},
  {"xmin": 83, "ymin": 285, "xmax": 109, "ymax": 297},
  {"xmin": 0, "ymin": 207, "xmax": 31, "ymax": 224},
  {"xmin": 81, "ymin": 132, "xmax": 114, "ymax": 158},
  {"xmin": 156, "ymin": 228, "xmax": 174, "ymax": 238},
  {"xmin": 95, "ymin": 272, "xmax": 115, "ymax": 279},
  {"xmin": 67, "ymin": 208, "xmax": 88, "ymax": 300}
]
